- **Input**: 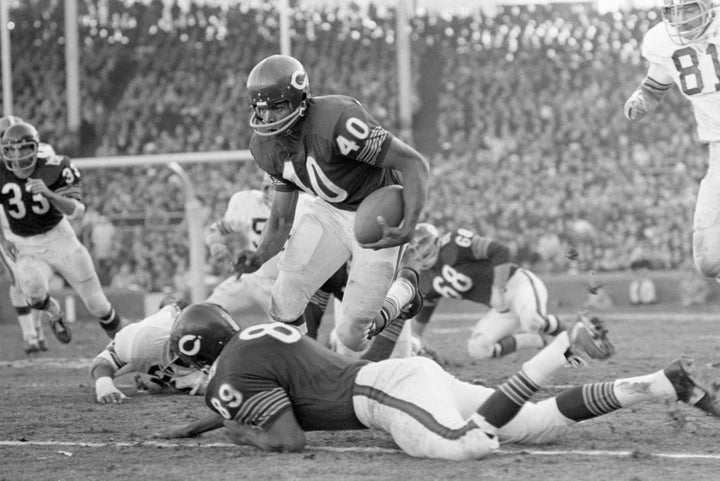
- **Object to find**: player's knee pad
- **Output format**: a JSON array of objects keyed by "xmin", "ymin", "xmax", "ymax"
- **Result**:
[
  {"xmin": 15, "ymin": 256, "xmax": 50, "ymax": 305},
  {"xmin": 467, "ymin": 333, "xmax": 495, "ymax": 360},
  {"xmin": 692, "ymin": 230, "xmax": 720, "ymax": 278}
]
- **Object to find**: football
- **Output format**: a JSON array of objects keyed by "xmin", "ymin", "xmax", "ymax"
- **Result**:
[{"xmin": 354, "ymin": 185, "xmax": 404, "ymax": 244}]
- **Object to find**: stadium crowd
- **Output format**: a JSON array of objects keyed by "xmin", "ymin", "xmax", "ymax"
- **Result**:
[{"xmin": 3, "ymin": 0, "xmax": 704, "ymax": 290}]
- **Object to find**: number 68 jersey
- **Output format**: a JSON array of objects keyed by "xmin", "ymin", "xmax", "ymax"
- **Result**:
[
  {"xmin": 0, "ymin": 151, "xmax": 81, "ymax": 237},
  {"xmin": 642, "ymin": 21, "xmax": 720, "ymax": 143}
]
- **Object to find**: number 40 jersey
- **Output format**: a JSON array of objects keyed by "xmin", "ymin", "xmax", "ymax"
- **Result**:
[
  {"xmin": 0, "ymin": 151, "xmax": 81, "ymax": 237},
  {"xmin": 642, "ymin": 21, "xmax": 720, "ymax": 143}
]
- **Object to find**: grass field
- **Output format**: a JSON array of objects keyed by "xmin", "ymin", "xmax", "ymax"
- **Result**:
[{"xmin": 2, "ymin": 303, "xmax": 720, "ymax": 481}]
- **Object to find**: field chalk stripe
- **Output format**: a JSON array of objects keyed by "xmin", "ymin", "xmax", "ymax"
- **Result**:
[{"xmin": 1, "ymin": 440, "xmax": 719, "ymax": 459}]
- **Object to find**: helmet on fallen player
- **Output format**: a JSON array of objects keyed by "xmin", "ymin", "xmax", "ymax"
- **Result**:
[
  {"xmin": 406, "ymin": 223, "xmax": 441, "ymax": 271},
  {"xmin": 661, "ymin": 0, "xmax": 716, "ymax": 44},
  {"xmin": 2, "ymin": 122, "xmax": 39, "ymax": 179},
  {"xmin": 169, "ymin": 303, "xmax": 242, "ymax": 369},
  {"xmin": 0, "ymin": 115, "xmax": 23, "ymax": 137},
  {"xmin": 247, "ymin": 54, "xmax": 309, "ymax": 137}
]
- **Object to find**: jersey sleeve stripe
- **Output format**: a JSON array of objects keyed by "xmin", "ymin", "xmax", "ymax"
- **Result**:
[
  {"xmin": 356, "ymin": 127, "xmax": 388, "ymax": 165},
  {"xmin": 54, "ymin": 185, "xmax": 82, "ymax": 199},
  {"xmin": 235, "ymin": 388, "xmax": 291, "ymax": 427}
]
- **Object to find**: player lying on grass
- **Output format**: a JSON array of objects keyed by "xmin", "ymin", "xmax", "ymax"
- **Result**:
[
  {"xmin": 151, "ymin": 303, "xmax": 714, "ymax": 459},
  {"xmin": 90, "ymin": 274, "xmax": 422, "ymax": 405},
  {"xmin": 89, "ymin": 299, "xmax": 217, "ymax": 403}
]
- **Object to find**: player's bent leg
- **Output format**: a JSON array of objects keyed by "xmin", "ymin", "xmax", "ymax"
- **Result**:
[
  {"xmin": 693, "ymin": 145, "xmax": 720, "ymax": 278},
  {"xmin": 336, "ymin": 259, "xmax": 396, "ymax": 352},
  {"xmin": 353, "ymin": 358, "xmax": 498, "ymax": 460},
  {"xmin": 270, "ymin": 214, "xmax": 350, "ymax": 326},
  {"xmin": 206, "ymin": 272, "xmax": 272, "ymax": 322},
  {"xmin": 467, "ymin": 311, "xmax": 520, "ymax": 360}
]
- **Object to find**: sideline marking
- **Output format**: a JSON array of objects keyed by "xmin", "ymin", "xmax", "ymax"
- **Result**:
[{"xmin": 1, "ymin": 440, "xmax": 718, "ymax": 460}]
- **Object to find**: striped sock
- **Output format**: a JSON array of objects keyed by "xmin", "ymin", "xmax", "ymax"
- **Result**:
[
  {"xmin": 99, "ymin": 307, "xmax": 121, "ymax": 332},
  {"xmin": 555, "ymin": 382, "xmax": 621, "ymax": 421},
  {"xmin": 362, "ymin": 319, "xmax": 406, "ymax": 362},
  {"xmin": 477, "ymin": 370, "xmax": 539, "ymax": 428}
]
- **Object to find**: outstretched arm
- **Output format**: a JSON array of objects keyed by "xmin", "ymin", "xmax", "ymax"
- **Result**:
[
  {"xmin": 624, "ymin": 62, "xmax": 673, "ymax": 121},
  {"xmin": 233, "ymin": 189, "xmax": 298, "ymax": 278},
  {"xmin": 89, "ymin": 357, "xmax": 126, "ymax": 404},
  {"xmin": 223, "ymin": 410, "xmax": 306, "ymax": 452},
  {"xmin": 150, "ymin": 413, "xmax": 226, "ymax": 439}
]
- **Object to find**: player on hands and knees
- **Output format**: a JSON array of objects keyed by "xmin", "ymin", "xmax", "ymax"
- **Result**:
[
  {"xmin": 625, "ymin": 0, "xmax": 720, "ymax": 279},
  {"xmin": 0, "ymin": 121, "xmax": 124, "ymax": 341},
  {"xmin": 392, "ymin": 223, "xmax": 571, "ymax": 361}
]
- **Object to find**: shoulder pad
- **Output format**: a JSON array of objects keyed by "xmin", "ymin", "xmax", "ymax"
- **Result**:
[{"xmin": 37, "ymin": 142, "xmax": 57, "ymax": 159}]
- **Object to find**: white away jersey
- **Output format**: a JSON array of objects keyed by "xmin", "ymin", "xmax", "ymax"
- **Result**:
[
  {"xmin": 222, "ymin": 190, "xmax": 315, "ymax": 248},
  {"xmin": 642, "ymin": 21, "xmax": 720, "ymax": 142},
  {"xmin": 101, "ymin": 305, "xmax": 178, "ymax": 376}
]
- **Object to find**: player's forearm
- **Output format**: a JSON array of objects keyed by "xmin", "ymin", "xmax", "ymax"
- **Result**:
[
  {"xmin": 255, "ymin": 216, "xmax": 293, "ymax": 263},
  {"xmin": 46, "ymin": 193, "xmax": 84, "ymax": 218},
  {"xmin": 90, "ymin": 361, "xmax": 116, "ymax": 381},
  {"xmin": 396, "ymin": 160, "xmax": 429, "ymax": 231},
  {"xmin": 224, "ymin": 421, "xmax": 305, "ymax": 452},
  {"xmin": 492, "ymin": 263, "xmax": 512, "ymax": 290}
]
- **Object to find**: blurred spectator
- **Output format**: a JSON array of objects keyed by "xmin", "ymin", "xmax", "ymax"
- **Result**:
[
  {"xmin": 110, "ymin": 263, "xmax": 143, "ymax": 291},
  {"xmin": 680, "ymin": 266, "xmax": 711, "ymax": 307},
  {"xmin": 90, "ymin": 215, "xmax": 118, "ymax": 286},
  {"xmin": 628, "ymin": 259, "xmax": 658, "ymax": 306},
  {"xmin": 3, "ymin": 1, "xmax": 705, "ymax": 286}
]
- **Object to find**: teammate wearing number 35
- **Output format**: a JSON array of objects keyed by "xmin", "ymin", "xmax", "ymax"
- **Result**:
[
  {"xmin": 0, "ymin": 121, "xmax": 124, "ymax": 341},
  {"xmin": 624, "ymin": 0, "xmax": 720, "ymax": 279},
  {"xmin": 233, "ymin": 54, "xmax": 429, "ymax": 353}
]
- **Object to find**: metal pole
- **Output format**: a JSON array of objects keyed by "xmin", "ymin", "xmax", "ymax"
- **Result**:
[
  {"xmin": 168, "ymin": 162, "xmax": 206, "ymax": 303},
  {"xmin": 278, "ymin": 0, "xmax": 291, "ymax": 55},
  {"xmin": 64, "ymin": 0, "xmax": 81, "ymax": 142},
  {"xmin": 396, "ymin": 0, "xmax": 413, "ymax": 143},
  {"xmin": 0, "ymin": 0, "xmax": 13, "ymax": 116}
]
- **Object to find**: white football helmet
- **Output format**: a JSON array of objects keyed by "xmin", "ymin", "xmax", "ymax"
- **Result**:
[
  {"xmin": 405, "ymin": 223, "xmax": 441, "ymax": 271},
  {"xmin": 662, "ymin": 0, "xmax": 716, "ymax": 44}
]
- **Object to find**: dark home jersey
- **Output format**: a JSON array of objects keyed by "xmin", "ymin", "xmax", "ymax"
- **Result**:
[
  {"xmin": 205, "ymin": 323, "xmax": 368, "ymax": 431},
  {"xmin": 250, "ymin": 95, "xmax": 400, "ymax": 211},
  {"xmin": 0, "ymin": 154, "xmax": 81, "ymax": 237},
  {"xmin": 419, "ymin": 228, "xmax": 513, "ymax": 306}
]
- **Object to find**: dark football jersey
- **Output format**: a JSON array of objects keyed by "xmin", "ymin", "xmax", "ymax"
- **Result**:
[
  {"xmin": 0, "ymin": 154, "xmax": 81, "ymax": 237},
  {"xmin": 250, "ymin": 95, "xmax": 400, "ymax": 211},
  {"xmin": 419, "ymin": 228, "xmax": 513, "ymax": 306},
  {"xmin": 205, "ymin": 323, "xmax": 368, "ymax": 431}
]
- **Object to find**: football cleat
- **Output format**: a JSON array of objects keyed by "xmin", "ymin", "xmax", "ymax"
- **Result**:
[
  {"xmin": 565, "ymin": 312, "xmax": 614, "ymax": 366},
  {"xmin": 24, "ymin": 339, "xmax": 41, "ymax": 354},
  {"xmin": 665, "ymin": 357, "xmax": 720, "ymax": 418},
  {"xmin": 397, "ymin": 267, "xmax": 424, "ymax": 321},
  {"xmin": 44, "ymin": 310, "xmax": 71, "ymax": 344}
]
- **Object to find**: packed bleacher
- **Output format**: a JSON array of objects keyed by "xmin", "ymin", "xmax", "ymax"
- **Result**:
[{"xmin": 3, "ymin": 0, "xmax": 705, "ymax": 290}]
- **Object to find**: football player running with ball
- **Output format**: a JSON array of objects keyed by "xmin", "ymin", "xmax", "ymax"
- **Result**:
[
  {"xmin": 625, "ymin": 0, "xmax": 720, "ymax": 279},
  {"xmin": 0, "ymin": 121, "xmax": 124, "ymax": 342},
  {"xmin": 153, "ymin": 304, "xmax": 720, "ymax": 460},
  {"xmin": 232, "ymin": 54, "xmax": 429, "ymax": 353}
]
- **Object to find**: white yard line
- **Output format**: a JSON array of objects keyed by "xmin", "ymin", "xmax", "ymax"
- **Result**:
[{"xmin": 0, "ymin": 440, "xmax": 718, "ymax": 460}]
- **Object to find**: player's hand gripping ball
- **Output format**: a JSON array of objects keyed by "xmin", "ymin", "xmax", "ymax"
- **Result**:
[{"xmin": 354, "ymin": 185, "xmax": 404, "ymax": 244}]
